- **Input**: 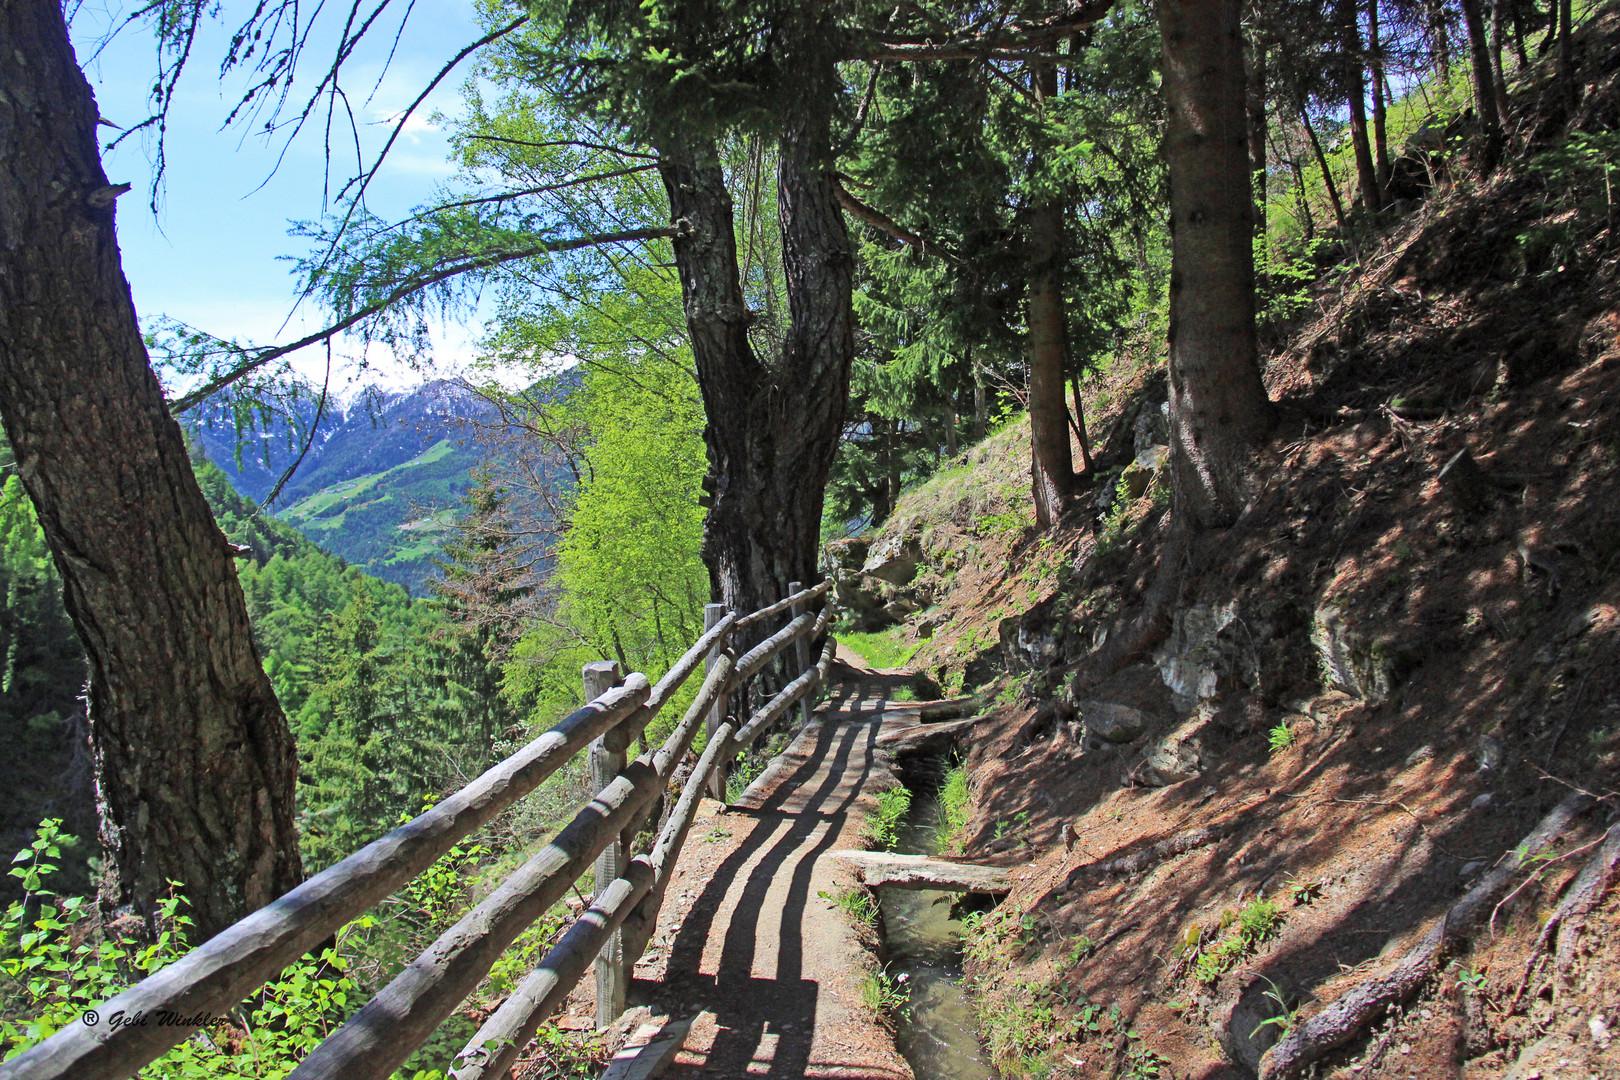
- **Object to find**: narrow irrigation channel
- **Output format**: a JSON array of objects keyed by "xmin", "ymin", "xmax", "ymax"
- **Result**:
[{"xmin": 876, "ymin": 753, "xmax": 995, "ymax": 1080}]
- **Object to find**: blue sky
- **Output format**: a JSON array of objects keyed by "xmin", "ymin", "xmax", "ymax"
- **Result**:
[{"xmin": 69, "ymin": 1, "xmax": 490, "ymax": 394}]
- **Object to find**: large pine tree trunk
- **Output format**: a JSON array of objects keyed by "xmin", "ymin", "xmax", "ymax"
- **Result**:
[
  {"xmin": 655, "ymin": 77, "xmax": 851, "ymax": 638},
  {"xmin": 1157, "ymin": 0, "xmax": 1275, "ymax": 529},
  {"xmin": 0, "ymin": 0, "xmax": 303, "ymax": 942},
  {"xmin": 1027, "ymin": 197, "xmax": 1079, "ymax": 529},
  {"xmin": 1027, "ymin": 62, "xmax": 1079, "ymax": 530}
]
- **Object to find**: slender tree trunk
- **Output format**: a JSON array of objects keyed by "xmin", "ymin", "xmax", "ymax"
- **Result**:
[
  {"xmin": 1274, "ymin": 126, "xmax": 1317, "ymax": 239},
  {"xmin": 1301, "ymin": 108, "xmax": 1351, "ymax": 240},
  {"xmin": 1069, "ymin": 376, "xmax": 1094, "ymax": 473},
  {"xmin": 1295, "ymin": 157, "xmax": 1317, "ymax": 239},
  {"xmin": 971, "ymin": 349, "xmax": 987, "ymax": 437},
  {"xmin": 1511, "ymin": 0, "xmax": 1531, "ymax": 68},
  {"xmin": 1027, "ymin": 62, "xmax": 1078, "ymax": 530},
  {"xmin": 0, "ymin": 0, "xmax": 303, "ymax": 942},
  {"xmin": 1341, "ymin": 0, "xmax": 1384, "ymax": 210},
  {"xmin": 1429, "ymin": 0, "xmax": 1454, "ymax": 80},
  {"xmin": 1026, "ymin": 199, "xmax": 1078, "ymax": 527},
  {"xmin": 1157, "ymin": 0, "xmax": 1275, "ymax": 529},
  {"xmin": 1459, "ymin": 0, "xmax": 1505, "ymax": 170},
  {"xmin": 885, "ymin": 427, "xmax": 902, "ymax": 516},
  {"xmin": 1244, "ymin": 30, "xmax": 1269, "ymax": 240},
  {"xmin": 654, "ymin": 37, "xmax": 851, "ymax": 637},
  {"xmin": 1369, "ymin": 0, "xmax": 1392, "ymax": 189},
  {"xmin": 1490, "ymin": 0, "xmax": 1513, "ymax": 119},
  {"xmin": 1558, "ymin": 0, "xmax": 1576, "ymax": 113}
]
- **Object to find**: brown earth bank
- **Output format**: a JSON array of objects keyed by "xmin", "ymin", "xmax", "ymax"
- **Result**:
[{"xmin": 826, "ymin": 13, "xmax": 1620, "ymax": 1080}]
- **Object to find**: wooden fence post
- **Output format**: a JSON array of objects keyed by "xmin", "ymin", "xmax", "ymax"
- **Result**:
[
  {"xmin": 584, "ymin": 660, "xmax": 627, "ymax": 1028},
  {"xmin": 789, "ymin": 582, "xmax": 813, "ymax": 727},
  {"xmin": 702, "ymin": 603, "xmax": 729, "ymax": 802}
]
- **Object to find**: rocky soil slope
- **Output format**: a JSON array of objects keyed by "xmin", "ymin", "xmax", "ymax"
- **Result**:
[{"xmin": 827, "ymin": 16, "xmax": 1620, "ymax": 1080}]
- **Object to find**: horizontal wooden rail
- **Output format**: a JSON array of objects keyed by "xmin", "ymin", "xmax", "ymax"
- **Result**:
[
  {"xmin": 732, "ymin": 578, "xmax": 833, "ymax": 631},
  {"xmin": 733, "ymin": 610, "xmax": 816, "ymax": 685},
  {"xmin": 626, "ymin": 612, "xmax": 738, "ymax": 744},
  {"xmin": 452, "ymin": 703, "xmax": 740, "ymax": 1080},
  {"xmin": 620, "ymin": 713, "xmax": 740, "ymax": 967},
  {"xmin": 731, "ymin": 635, "xmax": 838, "ymax": 754},
  {"xmin": 288, "ymin": 756, "xmax": 667, "ymax": 1080},
  {"xmin": 1, "ymin": 582, "xmax": 831, "ymax": 1080},
  {"xmin": 0, "ymin": 677, "xmax": 651, "ymax": 1080}
]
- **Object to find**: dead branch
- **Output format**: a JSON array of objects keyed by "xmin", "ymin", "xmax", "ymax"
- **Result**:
[
  {"xmin": 832, "ymin": 184, "xmax": 958, "ymax": 262},
  {"xmin": 167, "ymin": 226, "xmax": 679, "ymax": 414}
]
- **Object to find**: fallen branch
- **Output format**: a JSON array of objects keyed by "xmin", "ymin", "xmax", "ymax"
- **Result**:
[
  {"xmin": 1063, "ymin": 823, "xmax": 1230, "ymax": 888},
  {"xmin": 1258, "ymin": 792, "xmax": 1592, "ymax": 1080}
]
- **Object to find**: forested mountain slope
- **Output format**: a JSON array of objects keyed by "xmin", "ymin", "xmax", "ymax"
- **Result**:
[
  {"xmin": 1, "ymin": 451, "xmax": 513, "ymax": 897},
  {"xmin": 192, "ymin": 380, "xmax": 549, "ymax": 593}
]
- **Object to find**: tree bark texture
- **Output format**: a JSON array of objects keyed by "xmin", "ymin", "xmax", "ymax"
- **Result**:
[
  {"xmin": 1489, "ymin": 0, "xmax": 1512, "ymax": 122},
  {"xmin": 0, "ymin": 0, "xmax": 303, "ymax": 941},
  {"xmin": 1157, "ymin": 0, "xmax": 1275, "ymax": 529},
  {"xmin": 654, "ymin": 39, "xmax": 851, "ymax": 646}
]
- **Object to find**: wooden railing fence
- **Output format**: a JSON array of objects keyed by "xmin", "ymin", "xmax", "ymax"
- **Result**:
[{"xmin": 0, "ymin": 580, "xmax": 837, "ymax": 1080}]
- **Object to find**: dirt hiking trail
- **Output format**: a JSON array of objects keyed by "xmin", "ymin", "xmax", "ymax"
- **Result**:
[{"xmin": 615, "ymin": 649, "xmax": 919, "ymax": 1079}]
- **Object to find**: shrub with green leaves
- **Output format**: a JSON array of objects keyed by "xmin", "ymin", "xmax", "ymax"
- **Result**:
[{"xmin": 1, "ymin": 821, "xmax": 365, "ymax": 1075}]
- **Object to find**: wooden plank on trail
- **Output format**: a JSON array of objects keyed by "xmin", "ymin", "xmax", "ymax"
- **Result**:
[
  {"xmin": 879, "ymin": 695, "xmax": 978, "ymax": 721},
  {"xmin": 875, "ymin": 713, "xmax": 991, "ymax": 751},
  {"xmin": 831, "ymin": 850, "xmax": 1012, "ymax": 893},
  {"xmin": 600, "ymin": 1015, "xmax": 698, "ymax": 1080}
]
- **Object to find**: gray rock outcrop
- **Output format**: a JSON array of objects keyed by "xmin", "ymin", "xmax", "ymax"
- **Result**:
[{"xmin": 1076, "ymin": 700, "xmax": 1156, "ymax": 743}]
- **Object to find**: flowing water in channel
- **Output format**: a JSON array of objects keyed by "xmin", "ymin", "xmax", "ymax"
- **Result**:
[{"xmin": 876, "ymin": 757, "xmax": 995, "ymax": 1080}]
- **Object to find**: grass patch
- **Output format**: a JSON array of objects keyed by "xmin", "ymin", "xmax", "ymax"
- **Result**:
[
  {"xmin": 840, "ymin": 626, "xmax": 920, "ymax": 671},
  {"xmin": 1267, "ymin": 721, "xmax": 1297, "ymax": 754},
  {"xmin": 819, "ymin": 886, "xmax": 879, "ymax": 930},
  {"xmin": 867, "ymin": 785, "xmax": 912, "ymax": 850},
  {"xmin": 1184, "ymin": 896, "xmax": 1284, "ymax": 986},
  {"xmin": 860, "ymin": 966, "xmax": 908, "ymax": 1027},
  {"xmin": 937, "ymin": 766, "xmax": 971, "ymax": 855}
]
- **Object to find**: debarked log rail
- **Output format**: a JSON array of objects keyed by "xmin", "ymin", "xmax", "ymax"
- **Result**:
[{"xmin": 0, "ymin": 580, "xmax": 837, "ymax": 1080}]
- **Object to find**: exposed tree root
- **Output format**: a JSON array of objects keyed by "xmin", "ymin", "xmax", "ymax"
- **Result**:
[
  {"xmin": 1508, "ymin": 820, "xmax": 1620, "ymax": 1011},
  {"xmin": 1257, "ymin": 792, "xmax": 1593, "ymax": 1080}
]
